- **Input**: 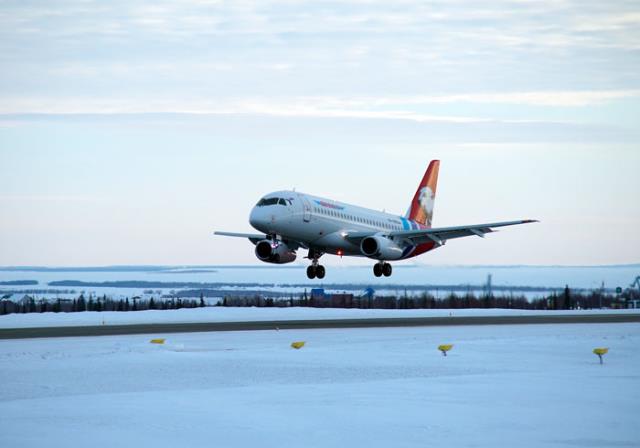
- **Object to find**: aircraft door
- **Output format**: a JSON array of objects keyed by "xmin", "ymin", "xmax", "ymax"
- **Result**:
[{"xmin": 299, "ymin": 194, "xmax": 312, "ymax": 222}]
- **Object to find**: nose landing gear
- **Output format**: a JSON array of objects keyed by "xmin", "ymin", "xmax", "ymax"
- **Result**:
[{"xmin": 373, "ymin": 262, "xmax": 392, "ymax": 277}]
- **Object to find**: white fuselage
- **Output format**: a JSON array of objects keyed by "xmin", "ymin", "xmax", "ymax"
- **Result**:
[
  {"xmin": 217, "ymin": 160, "xmax": 535, "ymax": 278},
  {"xmin": 249, "ymin": 190, "xmax": 426, "ymax": 257}
]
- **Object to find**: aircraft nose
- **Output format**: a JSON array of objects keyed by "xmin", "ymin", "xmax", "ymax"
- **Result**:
[{"xmin": 249, "ymin": 207, "xmax": 266, "ymax": 231}]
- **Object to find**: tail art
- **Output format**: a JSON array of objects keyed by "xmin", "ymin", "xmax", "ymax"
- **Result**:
[{"xmin": 408, "ymin": 160, "xmax": 440, "ymax": 228}]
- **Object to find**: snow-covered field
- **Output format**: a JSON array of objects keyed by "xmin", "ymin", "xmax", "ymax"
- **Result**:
[
  {"xmin": 1, "ymin": 307, "xmax": 638, "ymax": 328},
  {"xmin": 1, "ymin": 323, "xmax": 638, "ymax": 448}
]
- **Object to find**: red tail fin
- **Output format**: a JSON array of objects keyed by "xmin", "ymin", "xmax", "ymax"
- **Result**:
[{"xmin": 408, "ymin": 160, "xmax": 440, "ymax": 228}]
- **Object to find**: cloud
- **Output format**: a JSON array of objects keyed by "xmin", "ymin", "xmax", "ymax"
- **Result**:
[
  {"xmin": 0, "ymin": 195, "xmax": 107, "ymax": 203},
  {"xmin": 1, "ymin": 1, "xmax": 639, "ymax": 118},
  {"xmin": 362, "ymin": 90, "xmax": 640, "ymax": 107},
  {"xmin": 1, "ymin": 90, "xmax": 637, "ymax": 118}
]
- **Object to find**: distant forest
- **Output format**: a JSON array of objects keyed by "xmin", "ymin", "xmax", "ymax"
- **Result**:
[
  {"xmin": 1, "ymin": 287, "xmax": 636, "ymax": 316},
  {"xmin": 220, "ymin": 287, "xmax": 629, "ymax": 311},
  {"xmin": 1, "ymin": 294, "xmax": 206, "ymax": 315}
]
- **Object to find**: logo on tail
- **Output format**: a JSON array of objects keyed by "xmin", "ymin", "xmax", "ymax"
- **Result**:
[{"xmin": 408, "ymin": 160, "xmax": 440, "ymax": 228}]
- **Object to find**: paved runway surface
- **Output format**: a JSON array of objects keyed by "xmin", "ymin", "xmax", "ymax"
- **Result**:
[{"xmin": 1, "ymin": 313, "xmax": 639, "ymax": 339}]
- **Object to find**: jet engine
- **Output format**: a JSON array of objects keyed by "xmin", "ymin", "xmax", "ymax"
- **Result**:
[
  {"xmin": 360, "ymin": 235, "xmax": 404, "ymax": 260},
  {"xmin": 255, "ymin": 239, "xmax": 297, "ymax": 264}
]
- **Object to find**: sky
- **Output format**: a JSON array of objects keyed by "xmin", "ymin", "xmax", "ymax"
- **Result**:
[{"xmin": 0, "ymin": 0, "xmax": 639, "ymax": 266}]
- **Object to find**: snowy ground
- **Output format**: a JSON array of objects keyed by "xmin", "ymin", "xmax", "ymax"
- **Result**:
[
  {"xmin": 1, "ymin": 307, "xmax": 638, "ymax": 328},
  {"xmin": 1, "ymin": 323, "xmax": 638, "ymax": 448}
]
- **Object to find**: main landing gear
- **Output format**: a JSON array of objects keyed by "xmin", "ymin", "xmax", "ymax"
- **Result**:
[
  {"xmin": 307, "ymin": 263, "xmax": 325, "ymax": 280},
  {"xmin": 373, "ymin": 262, "xmax": 392, "ymax": 277},
  {"xmin": 306, "ymin": 249, "xmax": 325, "ymax": 280}
]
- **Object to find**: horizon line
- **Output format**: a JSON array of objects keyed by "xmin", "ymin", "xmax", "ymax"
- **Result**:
[{"xmin": 1, "ymin": 263, "xmax": 639, "ymax": 271}]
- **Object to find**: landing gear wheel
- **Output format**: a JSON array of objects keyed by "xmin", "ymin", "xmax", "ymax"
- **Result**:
[
  {"xmin": 382, "ymin": 263, "xmax": 392, "ymax": 277},
  {"xmin": 315, "ymin": 265, "xmax": 326, "ymax": 279},
  {"xmin": 373, "ymin": 263, "xmax": 383, "ymax": 277},
  {"xmin": 306, "ymin": 265, "xmax": 316, "ymax": 279}
]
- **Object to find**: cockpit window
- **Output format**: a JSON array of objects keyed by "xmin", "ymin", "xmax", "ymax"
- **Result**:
[{"xmin": 256, "ymin": 197, "xmax": 286, "ymax": 207}]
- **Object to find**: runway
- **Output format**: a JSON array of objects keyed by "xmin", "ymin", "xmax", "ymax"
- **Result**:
[{"xmin": 1, "ymin": 313, "xmax": 639, "ymax": 339}]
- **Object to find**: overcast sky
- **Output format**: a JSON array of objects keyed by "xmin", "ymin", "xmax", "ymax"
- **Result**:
[{"xmin": 1, "ymin": 0, "xmax": 639, "ymax": 266}]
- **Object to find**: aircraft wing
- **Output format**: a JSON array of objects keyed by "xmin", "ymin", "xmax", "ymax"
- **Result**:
[
  {"xmin": 390, "ymin": 219, "xmax": 538, "ymax": 245},
  {"xmin": 214, "ymin": 231, "xmax": 307, "ymax": 250},
  {"xmin": 345, "ymin": 219, "xmax": 538, "ymax": 246},
  {"xmin": 214, "ymin": 231, "xmax": 267, "ymax": 245}
]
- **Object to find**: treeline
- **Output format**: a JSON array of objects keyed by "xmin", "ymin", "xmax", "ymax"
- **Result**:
[
  {"xmin": 0, "ymin": 287, "xmax": 634, "ymax": 316},
  {"xmin": 0, "ymin": 294, "xmax": 205, "ymax": 315},
  {"xmin": 221, "ymin": 287, "xmax": 621, "ymax": 310}
]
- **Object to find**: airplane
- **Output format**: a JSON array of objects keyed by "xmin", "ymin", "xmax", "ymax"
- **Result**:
[{"xmin": 215, "ymin": 160, "xmax": 537, "ymax": 279}]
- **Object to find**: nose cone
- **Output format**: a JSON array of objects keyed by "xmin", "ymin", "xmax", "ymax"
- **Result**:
[{"xmin": 249, "ymin": 207, "xmax": 267, "ymax": 232}]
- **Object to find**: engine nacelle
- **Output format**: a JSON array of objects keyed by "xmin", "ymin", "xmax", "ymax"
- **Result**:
[
  {"xmin": 255, "ymin": 239, "xmax": 297, "ymax": 264},
  {"xmin": 360, "ymin": 235, "xmax": 404, "ymax": 260}
]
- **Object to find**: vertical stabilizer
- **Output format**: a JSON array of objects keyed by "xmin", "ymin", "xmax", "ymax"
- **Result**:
[{"xmin": 407, "ymin": 160, "xmax": 440, "ymax": 227}]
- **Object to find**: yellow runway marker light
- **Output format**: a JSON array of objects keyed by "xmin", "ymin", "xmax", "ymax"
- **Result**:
[
  {"xmin": 438, "ymin": 344, "xmax": 453, "ymax": 356},
  {"xmin": 291, "ymin": 341, "xmax": 306, "ymax": 349},
  {"xmin": 150, "ymin": 338, "xmax": 166, "ymax": 344},
  {"xmin": 593, "ymin": 347, "xmax": 608, "ymax": 364}
]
